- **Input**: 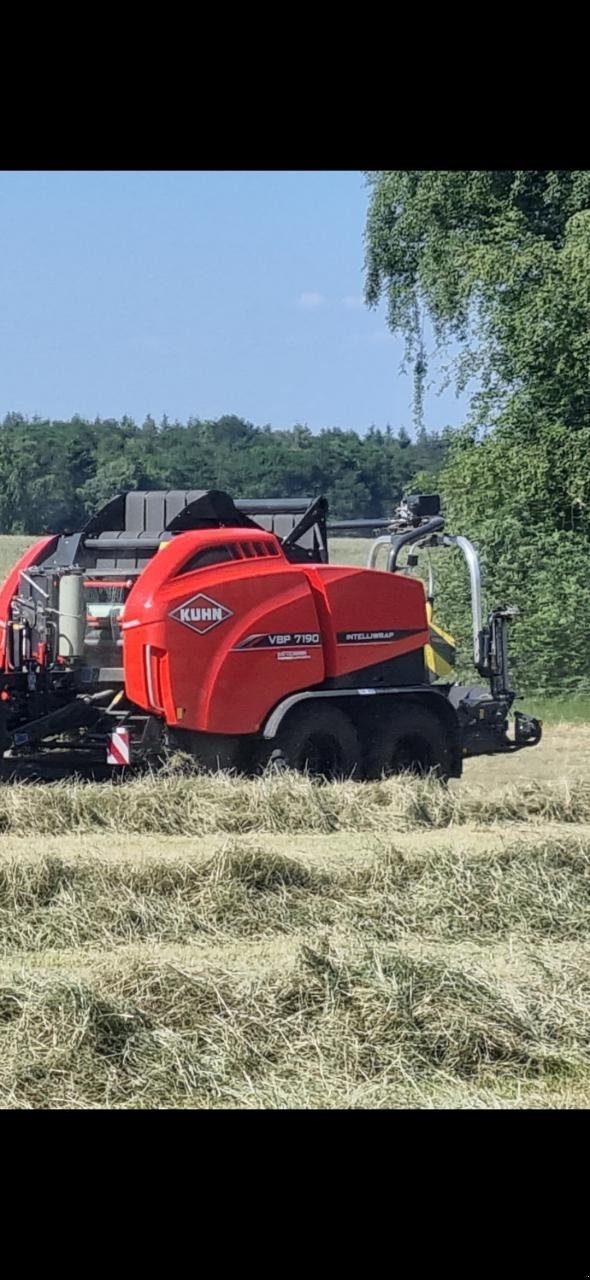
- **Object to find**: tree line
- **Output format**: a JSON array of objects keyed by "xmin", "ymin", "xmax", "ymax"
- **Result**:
[{"xmin": 0, "ymin": 412, "xmax": 447, "ymax": 535}]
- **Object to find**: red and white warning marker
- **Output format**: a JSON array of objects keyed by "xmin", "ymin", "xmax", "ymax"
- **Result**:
[{"xmin": 107, "ymin": 727, "xmax": 131, "ymax": 766}]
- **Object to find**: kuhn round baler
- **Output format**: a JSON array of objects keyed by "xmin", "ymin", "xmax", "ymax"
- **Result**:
[{"xmin": 0, "ymin": 489, "xmax": 542, "ymax": 777}]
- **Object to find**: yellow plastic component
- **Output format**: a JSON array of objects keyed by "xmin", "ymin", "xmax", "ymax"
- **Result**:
[{"xmin": 424, "ymin": 600, "xmax": 456, "ymax": 680}]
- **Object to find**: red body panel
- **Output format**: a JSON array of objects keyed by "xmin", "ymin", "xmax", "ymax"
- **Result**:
[
  {"xmin": 0, "ymin": 536, "xmax": 57, "ymax": 670},
  {"xmin": 307, "ymin": 564, "xmax": 429, "ymax": 679},
  {"xmin": 122, "ymin": 528, "xmax": 429, "ymax": 736},
  {"xmin": 122, "ymin": 530, "xmax": 324, "ymax": 734}
]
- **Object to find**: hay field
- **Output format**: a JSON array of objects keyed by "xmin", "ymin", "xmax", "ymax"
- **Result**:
[
  {"xmin": 0, "ymin": 533, "xmax": 589, "ymax": 1109},
  {"xmin": 0, "ymin": 534, "xmax": 37, "ymax": 580}
]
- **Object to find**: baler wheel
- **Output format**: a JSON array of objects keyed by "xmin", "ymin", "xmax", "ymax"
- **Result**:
[
  {"xmin": 271, "ymin": 704, "xmax": 360, "ymax": 779},
  {"xmin": 364, "ymin": 704, "xmax": 452, "ymax": 782}
]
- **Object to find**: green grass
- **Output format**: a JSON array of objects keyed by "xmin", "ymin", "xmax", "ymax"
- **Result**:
[
  {"xmin": 329, "ymin": 535, "xmax": 372, "ymax": 565},
  {"xmin": 0, "ymin": 534, "xmax": 37, "ymax": 581},
  {"xmin": 515, "ymin": 695, "xmax": 590, "ymax": 725}
]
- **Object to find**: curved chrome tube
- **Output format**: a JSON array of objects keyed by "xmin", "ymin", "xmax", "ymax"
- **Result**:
[
  {"xmin": 424, "ymin": 549, "xmax": 434, "ymax": 601},
  {"xmin": 367, "ymin": 536, "xmax": 392, "ymax": 570},
  {"xmin": 366, "ymin": 526, "xmax": 484, "ymax": 669},
  {"xmin": 444, "ymin": 534, "xmax": 483, "ymax": 665}
]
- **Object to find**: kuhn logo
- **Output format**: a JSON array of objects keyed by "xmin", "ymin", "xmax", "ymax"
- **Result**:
[{"xmin": 169, "ymin": 593, "xmax": 233, "ymax": 635}]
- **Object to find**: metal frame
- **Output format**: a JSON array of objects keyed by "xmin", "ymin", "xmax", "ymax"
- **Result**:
[
  {"xmin": 262, "ymin": 684, "xmax": 449, "ymax": 739},
  {"xmin": 443, "ymin": 535, "xmax": 483, "ymax": 667},
  {"xmin": 366, "ymin": 526, "xmax": 484, "ymax": 670}
]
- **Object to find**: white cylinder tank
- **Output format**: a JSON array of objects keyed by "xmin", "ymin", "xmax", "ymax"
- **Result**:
[{"xmin": 58, "ymin": 572, "xmax": 86, "ymax": 659}]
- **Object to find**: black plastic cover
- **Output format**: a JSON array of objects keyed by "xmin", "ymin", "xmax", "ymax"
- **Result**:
[{"xmin": 405, "ymin": 494, "xmax": 441, "ymax": 518}]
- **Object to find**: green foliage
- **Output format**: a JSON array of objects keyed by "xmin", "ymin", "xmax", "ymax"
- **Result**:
[
  {"xmin": 364, "ymin": 170, "xmax": 590, "ymax": 428},
  {"xmin": 433, "ymin": 509, "xmax": 590, "ymax": 694},
  {"xmin": 364, "ymin": 171, "xmax": 590, "ymax": 695},
  {"xmin": 520, "ymin": 695, "xmax": 590, "ymax": 725},
  {"xmin": 0, "ymin": 413, "xmax": 446, "ymax": 535}
]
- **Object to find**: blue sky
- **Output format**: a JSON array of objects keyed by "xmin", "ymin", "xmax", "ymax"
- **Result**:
[{"xmin": 0, "ymin": 171, "xmax": 469, "ymax": 434}]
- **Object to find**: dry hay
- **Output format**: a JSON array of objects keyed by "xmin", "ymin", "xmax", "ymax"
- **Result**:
[{"xmin": 0, "ymin": 766, "xmax": 589, "ymax": 836}]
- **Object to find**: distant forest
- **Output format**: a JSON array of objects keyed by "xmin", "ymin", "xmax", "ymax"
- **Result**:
[{"xmin": 0, "ymin": 412, "xmax": 448, "ymax": 534}]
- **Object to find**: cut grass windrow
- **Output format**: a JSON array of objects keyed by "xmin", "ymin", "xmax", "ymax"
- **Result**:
[
  {"xmin": 1, "ymin": 835, "xmax": 589, "ymax": 954},
  {"xmin": 1, "ymin": 942, "xmax": 589, "ymax": 1109},
  {"xmin": 1, "ymin": 769, "xmax": 590, "ymax": 835}
]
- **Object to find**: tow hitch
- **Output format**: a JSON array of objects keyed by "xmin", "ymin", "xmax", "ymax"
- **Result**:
[{"xmin": 513, "ymin": 710, "xmax": 543, "ymax": 748}]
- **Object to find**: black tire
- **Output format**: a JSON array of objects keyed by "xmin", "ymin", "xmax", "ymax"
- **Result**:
[
  {"xmin": 364, "ymin": 703, "xmax": 453, "ymax": 782},
  {"xmin": 271, "ymin": 704, "xmax": 360, "ymax": 779}
]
